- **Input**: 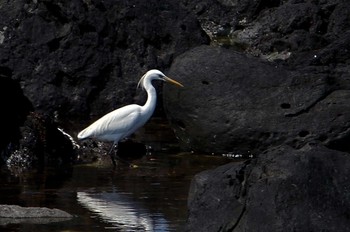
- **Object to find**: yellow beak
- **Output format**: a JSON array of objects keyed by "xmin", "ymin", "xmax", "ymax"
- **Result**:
[{"xmin": 164, "ymin": 76, "xmax": 184, "ymax": 87}]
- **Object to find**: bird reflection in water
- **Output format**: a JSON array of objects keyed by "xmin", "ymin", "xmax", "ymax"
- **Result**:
[{"xmin": 77, "ymin": 190, "xmax": 169, "ymax": 231}]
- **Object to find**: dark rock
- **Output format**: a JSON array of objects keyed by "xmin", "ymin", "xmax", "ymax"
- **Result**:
[
  {"xmin": 75, "ymin": 140, "xmax": 107, "ymax": 164},
  {"xmin": 180, "ymin": 0, "xmax": 350, "ymax": 73},
  {"xmin": 186, "ymin": 144, "xmax": 350, "ymax": 231},
  {"xmin": 0, "ymin": 0, "xmax": 209, "ymax": 125},
  {"xmin": 0, "ymin": 73, "xmax": 32, "ymax": 163},
  {"xmin": 164, "ymin": 45, "xmax": 350, "ymax": 154},
  {"xmin": 0, "ymin": 204, "xmax": 72, "ymax": 218},
  {"xmin": 76, "ymin": 139, "xmax": 146, "ymax": 166},
  {"xmin": 168, "ymin": 2, "xmax": 350, "ymax": 230},
  {"xmin": 0, "ymin": 0, "xmax": 209, "ymax": 169},
  {"xmin": 0, "ymin": 62, "xmax": 77, "ymax": 171},
  {"xmin": 5, "ymin": 112, "xmax": 77, "ymax": 172}
]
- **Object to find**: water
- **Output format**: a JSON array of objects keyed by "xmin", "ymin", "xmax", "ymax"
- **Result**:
[{"xmin": 0, "ymin": 118, "xmax": 232, "ymax": 231}]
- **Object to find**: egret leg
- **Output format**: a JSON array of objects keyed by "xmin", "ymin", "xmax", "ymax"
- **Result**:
[
  {"xmin": 108, "ymin": 142, "xmax": 138, "ymax": 168},
  {"xmin": 108, "ymin": 142, "xmax": 118, "ymax": 167}
]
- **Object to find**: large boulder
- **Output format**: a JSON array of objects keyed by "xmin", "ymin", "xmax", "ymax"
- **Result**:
[
  {"xmin": 168, "ymin": 2, "xmax": 350, "ymax": 230},
  {"xmin": 164, "ymin": 45, "xmax": 350, "ymax": 154},
  {"xmin": 186, "ymin": 144, "xmax": 350, "ymax": 231},
  {"xmin": 0, "ymin": 0, "xmax": 209, "ymax": 124}
]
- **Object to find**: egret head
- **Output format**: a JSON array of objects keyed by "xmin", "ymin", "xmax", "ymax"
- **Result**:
[{"xmin": 137, "ymin": 69, "xmax": 184, "ymax": 89}]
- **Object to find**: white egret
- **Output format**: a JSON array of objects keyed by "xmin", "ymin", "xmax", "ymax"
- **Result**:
[{"xmin": 77, "ymin": 69, "xmax": 183, "ymax": 166}]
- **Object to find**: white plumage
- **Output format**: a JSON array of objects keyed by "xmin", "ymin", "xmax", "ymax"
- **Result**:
[
  {"xmin": 77, "ymin": 69, "xmax": 183, "ymax": 160},
  {"xmin": 77, "ymin": 104, "xmax": 146, "ymax": 142}
]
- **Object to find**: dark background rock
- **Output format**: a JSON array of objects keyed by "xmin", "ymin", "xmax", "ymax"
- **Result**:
[
  {"xmin": 164, "ymin": 45, "xmax": 350, "ymax": 155},
  {"xmin": 0, "ymin": 72, "xmax": 77, "ymax": 172},
  {"xmin": 1, "ymin": 0, "xmax": 349, "ymax": 156},
  {"xmin": 181, "ymin": 0, "xmax": 350, "ymax": 65},
  {"xmin": 0, "ymin": 0, "xmax": 208, "ymax": 168},
  {"xmin": 0, "ymin": 0, "xmax": 209, "ymax": 127},
  {"xmin": 162, "ymin": 0, "xmax": 350, "ymax": 156},
  {"xmin": 186, "ymin": 144, "xmax": 350, "ymax": 232}
]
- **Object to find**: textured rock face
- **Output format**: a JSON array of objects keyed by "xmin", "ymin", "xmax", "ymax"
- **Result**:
[
  {"xmin": 0, "ymin": 204, "xmax": 72, "ymax": 225},
  {"xmin": 164, "ymin": 45, "xmax": 350, "ymax": 154},
  {"xmin": 186, "ymin": 144, "xmax": 350, "ymax": 232},
  {"xmin": 0, "ymin": 204, "xmax": 72, "ymax": 218},
  {"xmin": 0, "ymin": 0, "xmax": 208, "ymax": 123},
  {"xmin": 162, "ymin": 1, "xmax": 350, "ymax": 230},
  {"xmin": 0, "ymin": 0, "xmax": 208, "ymax": 167},
  {"xmin": 181, "ymin": 0, "xmax": 350, "ymax": 65}
]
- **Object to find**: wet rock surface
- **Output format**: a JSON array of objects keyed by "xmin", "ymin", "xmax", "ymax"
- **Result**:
[
  {"xmin": 0, "ymin": 204, "xmax": 72, "ymax": 218},
  {"xmin": 4, "ymin": 112, "xmax": 77, "ymax": 172},
  {"xmin": 187, "ymin": 144, "xmax": 350, "ymax": 232},
  {"xmin": 0, "ymin": 204, "xmax": 73, "ymax": 225}
]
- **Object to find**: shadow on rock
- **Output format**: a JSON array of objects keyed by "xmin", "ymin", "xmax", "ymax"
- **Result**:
[{"xmin": 0, "ymin": 72, "xmax": 33, "ymax": 163}]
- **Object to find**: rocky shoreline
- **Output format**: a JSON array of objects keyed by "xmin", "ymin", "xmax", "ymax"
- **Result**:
[
  {"xmin": 1, "ymin": 0, "xmax": 350, "ymax": 231},
  {"xmin": 0, "ymin": 204, "xmax": 72, "ymax": 226}
]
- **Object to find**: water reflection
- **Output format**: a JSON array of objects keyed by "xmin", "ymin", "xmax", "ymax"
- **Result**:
[
  {"xmin": 77, "ymin": 189, "xmax": 167, "ymax": 231},
  {"xmin": 0, "ymin": 152, "xmax": 232, "ymax": 231},
  {"xmin": 0, "ymin": 118, "xmax": 234, "ymax": 231},
  {"xmin": 71, "ymin": 151, "xmax": 232, "ymax": 231}
]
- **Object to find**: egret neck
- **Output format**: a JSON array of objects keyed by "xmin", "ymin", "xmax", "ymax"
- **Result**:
[{"xmin": 141, "ymin": 78, "xmax": 157, "ymax": 124}]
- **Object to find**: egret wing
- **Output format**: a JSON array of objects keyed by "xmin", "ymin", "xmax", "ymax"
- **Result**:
[
  {"xmin": 78, "ymin": 104, "xmax": 142, "ymax": 141},
  {"xmin": 102, "ymin": 105, "xmax": 143, "ymax": 137}
]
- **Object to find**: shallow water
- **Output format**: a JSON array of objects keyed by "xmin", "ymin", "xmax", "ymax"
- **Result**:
[{"xmin": 0, "ymin": 119, "xmax": 232, "ymax": 231}]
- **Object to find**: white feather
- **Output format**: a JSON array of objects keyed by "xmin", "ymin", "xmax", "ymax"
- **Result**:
[{"xmin": 77, "ymin": 69, "xmax": 183, "ymax": 145}]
